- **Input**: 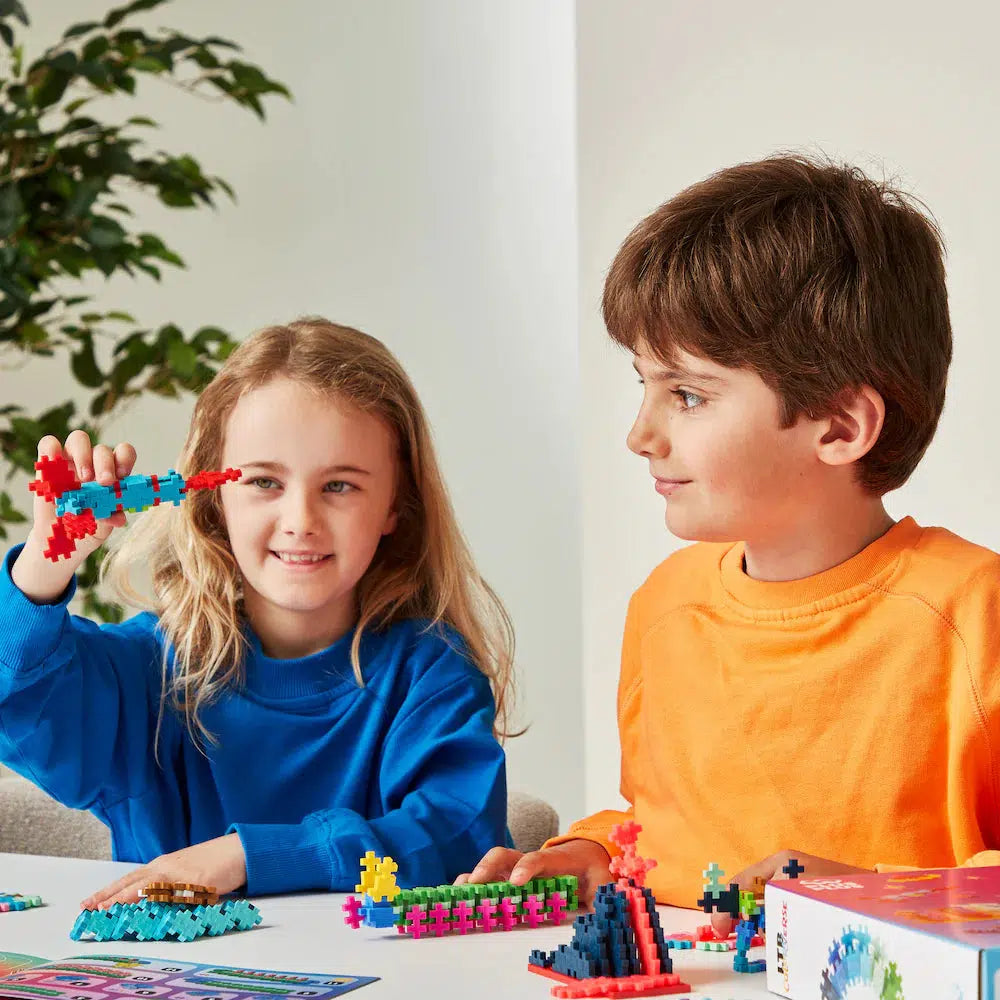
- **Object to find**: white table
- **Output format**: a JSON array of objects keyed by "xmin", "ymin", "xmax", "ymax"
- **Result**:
[{"xmin": 0, "ymin": 854, "xmax": 775, "ymax": 999}]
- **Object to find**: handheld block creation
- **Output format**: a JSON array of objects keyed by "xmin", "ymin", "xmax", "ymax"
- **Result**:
[
  {"xmin": 342, "ymin": 851, "xmax": 579, "ymax": 937},
  {"xmin": 28, "ymin": 454, "xmax": 242, "ymax": 561},
  {"xmin": 528, "ymin": 821, "xmax": 693, "ymax": 998},
  {"xmin": 71, "ymin": 881, "xmax": 260, "ymax": 943}
]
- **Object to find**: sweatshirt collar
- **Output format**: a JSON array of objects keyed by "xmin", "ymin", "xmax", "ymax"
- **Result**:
[
  {"xmin": 718, "ymin": 516, "xmax": 922, "ymax": 612},
  {"xmin": 242, "ymin": 626, "xmax": 364, "ymax": 700}
]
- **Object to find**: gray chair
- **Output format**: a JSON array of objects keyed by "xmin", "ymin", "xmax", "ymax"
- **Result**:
[
  {"xmin": 0, "ymin": 773, "xmax": 559, "ymax": 860},
  {"xmin": 0, "ymin": 773, "xmax": 111, "ymax": 859},
  {"xmin": 507, "ymin": 789, "xmax": 560, "ymax": 853}
]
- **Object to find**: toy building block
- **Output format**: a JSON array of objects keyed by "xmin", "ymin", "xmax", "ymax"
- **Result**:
[
  {"xmin": 528, "ymin": 823, "xmax": 691, "ymax": 998},
  {"xmin": 341, "ymin": 852, "xmax": 579, "ymax": 938},
  {"xmin": 0, "ymin": 892, "xmax": 43, "ymax": 912},
  {"xmin": 140, "ymin": 881, "xmax": 219, "ymax": 906},
  {"xmin": 28, "ymin": 454, "xmax": 241, "ymax": 561},
  {"xmin": 782, "ymin": 857, "xmax": 805, "ymax": 879},
  {"xmin": 71, "ymin": 897, "xmax": 260, "ymax": 942}
]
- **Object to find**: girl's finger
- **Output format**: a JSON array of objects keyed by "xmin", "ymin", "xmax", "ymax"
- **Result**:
[
  {"xmin": 37, "ymin": 436, "xmax": 62, "ymax": 461},
  {"xmin": 82, "ymin": 867, "xmax": 149, "ymax": 907},
  {"xmin": 103, "ymin": 882, "xmax": 144, "ymax": 908},
  {"xmin": 114, "ymin": 442, "xmax": 137, "ymax": 478},
  {"xmin": 92, "ymin": 444, "xmax": 117, "ymax": 485},
  {"xmin": 64, "ymin": 430, "xmax": 94, "ymax": 481}
]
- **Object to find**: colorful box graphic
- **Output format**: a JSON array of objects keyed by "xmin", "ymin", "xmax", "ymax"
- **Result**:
[{"xmin": 766, "ymin": 866, "xmax": 1000, "ymax": 1000}]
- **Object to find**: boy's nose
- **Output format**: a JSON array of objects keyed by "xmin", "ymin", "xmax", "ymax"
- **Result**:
[{"xmin": 627, "ymin": 409, "xmax": 668, "ymax": 459}]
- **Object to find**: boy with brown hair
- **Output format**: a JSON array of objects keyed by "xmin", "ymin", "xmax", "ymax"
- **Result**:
[{"xmin": 458, "ymin": 154, "xmax": 1000, "ymax": 920}]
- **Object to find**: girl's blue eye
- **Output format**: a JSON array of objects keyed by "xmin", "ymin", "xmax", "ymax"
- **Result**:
[
  {"xmin": 325, "ymin": 481, "xmax": 353, "ymax": 494},
  {"xmin": 250, "ymin": 477, "xmax": 278, "ymax": 489}
]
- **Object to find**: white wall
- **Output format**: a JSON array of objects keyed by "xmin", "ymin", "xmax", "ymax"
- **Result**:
[
  {"xmin": 3, "ymin": 1, "xmax": 582, "ymax": 822},
  {"xmin": 577, "ymin": 0, "xmax": 1000, "ymax": 813}
]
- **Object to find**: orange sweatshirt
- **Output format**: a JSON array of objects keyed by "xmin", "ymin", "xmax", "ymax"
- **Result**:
[{"xmin": 549, "ymin": 517, "xmax": 1000, "ymax": 907}]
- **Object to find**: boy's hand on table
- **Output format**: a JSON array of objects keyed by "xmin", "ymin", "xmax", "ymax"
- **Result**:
[
  {"xmin": 80, "ymin": 833, "xmax": 247, "ymax": 910},
  {"xmin": 709, "ymin": 849, "xmax": 872, "ymax": 937},
  {"xmin": 454, "ymin": 839, "xmax": 613, "ymax": 907}
]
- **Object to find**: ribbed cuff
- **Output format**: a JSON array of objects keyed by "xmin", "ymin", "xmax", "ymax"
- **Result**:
[
  {"xmin": 230, "ymin": 819, "xmax": 338, "ymax": 895},
  {"xmin": 0, "ymin": 545, "xmax": 76, "ymax": 672}
]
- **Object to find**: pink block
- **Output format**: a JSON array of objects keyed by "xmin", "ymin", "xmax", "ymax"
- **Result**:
[
  {"xmin": 405, "ymin": 903, "xmax": 428, "ymax": 939},
  {"xmin": 342, "ymin": 895, "xmax": 363, "ymax": 929},
  {"xmin": 452, "ymin": 899, "xmax": 476, "ymax": 935},
  {"xmin": 498, "ymin": 897, "xmax": 518, "ymax": 931},
  {"xmin": 548, "ymin": 891, "xmax": 568, "ymax": 925},
  {"xmin": 522, "ymin": 894, "xmax": 546, "ymax": 928},
  {"xmin": 477, "ymin": 898, "xmax": 497, "ymax": 932},
  {"xmin": 428, "ymin": 902, "xmax": 450, "ymax": 937}
]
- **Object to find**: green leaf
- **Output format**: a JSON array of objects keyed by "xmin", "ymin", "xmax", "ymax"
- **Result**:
[
  {"xmin": 71, "ymin": 333, "xmax": 104, "ymax": 387},
  {"xmin": 166, "ymin": 339, "xmax": 198, "ymax": 378},
  {"xmin": 64, "ymin": 96, "xmax": 92, "ymax": 114},
  {"xmin": 47, "ymin": 50, "xmax": 78, "ymax": 73},
  {"xmin": 78, "ymin": 59, "xmax": 112, "ymax": 87},
  {"xmin": 0, "ymin": 184, "xmax": 24, "ymax": 239},
  {"xmin": 0, "ymin": 492, "xmax": 29, "ymax": 525},
  {"xmin": 158, "ymin": 188, "xmax": 196, "ymax": 208},
  {"xmin": 104, "ymin": 0, "xmax": 170, "ymax": 29},
  {"xmin": 135, "ymin": 261, "xmax": 161, "ymax": 279},
  {"xmin": 81, "ymin": 36, "xmax": 110, "ymax": 61},
  {"xmin": 63, "ymin": 21, "xmax": 100, "ymax": 40},
  {"xmin": 0, "ymin": 0, "xmax": 28, "ymax": 26},
  {"xmin": 17, "ymin": 320, "xmax": 47, "ymax": 346},
  {"xmin": 191, "ymin": 326, "xmax": 229, "ymax": 349},
  {"xmin": 33, "ymin": 67, "xmax": 72, "ymax": 109},
  {"xmin": 86, "ymin": 216, "xmax": 126, "ymax": 249},
  {"xmin": 132, "ymin": 55, "xmax": 166, "ymax": 73},
  {"xmin": 0, "ymin": 22, "xmax": 14, "ymax": 48},
  {"xmin": 65, "ymin": 177, "xmax": 104, "ymax": 218}
]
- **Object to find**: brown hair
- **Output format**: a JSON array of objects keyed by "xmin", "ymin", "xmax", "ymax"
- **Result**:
[
  {"xmin": 603, "ymin": 153, "xmax": 953, "ymax": 494},
  {"xmin": 104, "ymin": 318, "xmax": 517, "ymax": 743}
]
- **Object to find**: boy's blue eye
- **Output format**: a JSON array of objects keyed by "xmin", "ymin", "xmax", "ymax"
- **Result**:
[
  {"xmin": 325, "ymin": 481, "xmax": 353, "ymax": 494},
  {"xmin": 672, "ymin": 389, "xmax": 705, "ymax": 409}
]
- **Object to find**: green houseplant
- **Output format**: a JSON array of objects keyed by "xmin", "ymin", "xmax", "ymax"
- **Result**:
[{"xmin": 0, "ymin": 0, "xmax": 289, "ymax": 620}]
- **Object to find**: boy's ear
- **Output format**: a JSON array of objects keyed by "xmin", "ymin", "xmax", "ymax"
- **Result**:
[{"xmin": 815, "ymin": 384, "xmax": 885, "ymax": 467}]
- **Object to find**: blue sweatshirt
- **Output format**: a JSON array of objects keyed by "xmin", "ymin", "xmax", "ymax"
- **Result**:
[{"xmin": 0, "ymin": 545, "xmax": 508, "ymax": 895}]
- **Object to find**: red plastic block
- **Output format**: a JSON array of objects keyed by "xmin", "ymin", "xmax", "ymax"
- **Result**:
[
  {"xmin": 528, "ymin": 965, "xmax": 691, "ymax": 998},
  {"xmin": 28, "ymin": 455, "xmax": 81, "ymax": 503}
]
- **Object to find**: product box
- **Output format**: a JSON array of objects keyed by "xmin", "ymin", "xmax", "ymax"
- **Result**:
[{"xmin": 765, "ymin": 866, "xmax": 1000, "ymax": 1000}]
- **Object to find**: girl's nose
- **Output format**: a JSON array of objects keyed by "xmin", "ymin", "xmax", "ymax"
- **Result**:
[{"xmin": 279, "ymin": 488, "xmax": 321, "ymax": 536}]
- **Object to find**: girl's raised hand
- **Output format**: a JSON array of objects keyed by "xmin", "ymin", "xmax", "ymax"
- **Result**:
[{"xmin": 13, "ymin": 432, "xmax": 137, "ymax": 603}]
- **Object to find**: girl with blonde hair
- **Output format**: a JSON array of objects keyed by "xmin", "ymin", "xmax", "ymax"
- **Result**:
[{"xmin": 0, "ymin": 317, "xmax": 515, "ymax": 905}]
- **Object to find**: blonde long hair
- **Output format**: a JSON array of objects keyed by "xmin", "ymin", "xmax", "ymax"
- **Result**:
[{"xmin": 104, "ymin": 318, "xmax": 517, "ymax": 744}]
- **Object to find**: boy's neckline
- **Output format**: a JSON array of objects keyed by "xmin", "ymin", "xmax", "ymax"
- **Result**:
[{"xmin": 719, "ymin": 515, "xmax": 921, "ymax": 611}]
